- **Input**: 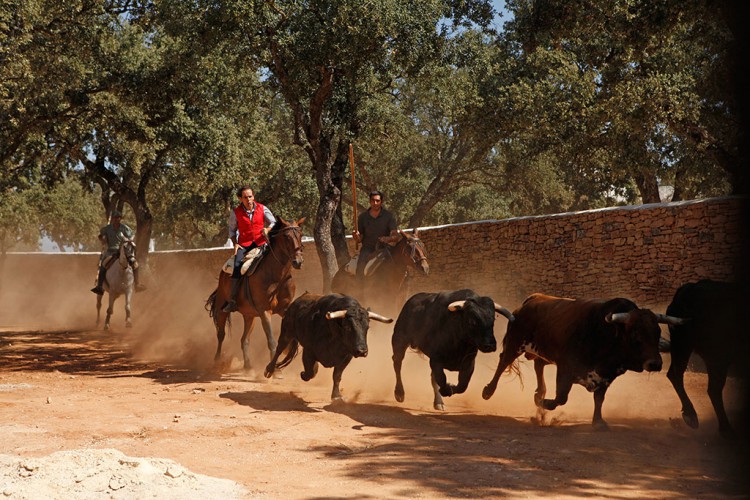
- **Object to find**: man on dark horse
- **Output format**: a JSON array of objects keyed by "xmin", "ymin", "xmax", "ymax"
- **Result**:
[
  {"xmin": 91, "ymin": 210, "xmax": 146, "ymax": 295},
  {"xmin": 222, "ymin": 185, "xmax": 277, "ymax": 313},
  {"xmin": 352, "ymin": 190, "xmax": 400, "ymax": 281}
]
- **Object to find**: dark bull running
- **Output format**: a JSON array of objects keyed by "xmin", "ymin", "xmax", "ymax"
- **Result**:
[
  {"xmin": 661, "ymin": 279, "xmax": 743, "ymax": 438},
  {"xmin": 391, "ymin": 289, "xmax": 515, "ymax": 411},
  {"xmin": 264, "ymin": 293, "xmax": 393, "ymax": 401},
  {"xmin": 482, "ymin": 293, "xmax": 683, "ymax": 428}
]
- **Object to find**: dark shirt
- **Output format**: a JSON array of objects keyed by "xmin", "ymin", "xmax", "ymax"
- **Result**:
[{"xmin": 357, "ymin": 208, "xmax": 397, "ymax": 251}]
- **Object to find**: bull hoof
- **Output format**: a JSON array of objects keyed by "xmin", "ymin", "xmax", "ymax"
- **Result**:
[
  {"xmin": 301, "ymin": 371, "xmax": 312, "ymax": 381},
  {"xmin": 438, "ymin": 385, "xmax": 454, "ymax": 397},
  {"xmin": 104, "ymin": 324, "xmax": 110, "ymax": 331},
  {"xmin": 592, "ymin": 419, "xmax": 609, "ymax": 431},
  {"xmin": 682, "ymin": 412, "xmax": 699, "ymax": 429},
  {"xmin": 126, "ymin": 321, "xmax": 133, "ymax": 328},
  {"xmin": 263, "ymin": 365, "xmax": 274, "ymax": 379},
  {"xmin": 394, "ymin": 391, "xmax": 405, "ymax": 403},
  {"xmin": 541, "ymin": 399, "xmax": 558, "ymax": 411},
  {"xmin": 481, "ymin": 385, "xmax": 495, "ymax": 400}
]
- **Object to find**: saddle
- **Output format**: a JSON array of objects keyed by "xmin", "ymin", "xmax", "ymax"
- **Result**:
[{"xmin": 222, "ymin": 246, "xmax": 266, "ymax": 276}]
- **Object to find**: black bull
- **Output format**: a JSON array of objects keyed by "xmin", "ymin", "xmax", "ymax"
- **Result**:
[
  {"xmin": 391, "ymin": 289, "xmax": 515, "ymax": 411},
  {"xmin": 264, "ymin": 293, "xmax": 393, "ymax": 401},
  {"xmin": 482, "ymin": 293, "xmax": 683, "ymax": 428},
  {"xmin": 662, "ymin": 279, "xmax": 744, "ymax": 438}
]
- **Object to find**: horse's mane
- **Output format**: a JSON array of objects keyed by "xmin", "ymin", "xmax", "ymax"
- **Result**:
[{"xmin": 268, "ymin": 219, "xmax": 286, "ymax": 240}]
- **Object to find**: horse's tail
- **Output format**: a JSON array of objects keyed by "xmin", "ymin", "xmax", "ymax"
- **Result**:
[{"xmin": 275, "ymin": 339, "xmax": 300, "ymax": 370}]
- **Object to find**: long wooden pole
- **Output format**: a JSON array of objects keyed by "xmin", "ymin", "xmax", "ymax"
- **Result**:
[{"xmin": 349, "ymin": 143, "xmax": 358, "ymax": 248}]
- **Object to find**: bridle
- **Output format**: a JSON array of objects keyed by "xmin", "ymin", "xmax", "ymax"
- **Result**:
[
  {"xmin": 119, "ymin": 239, "xmax": 137, "ymax": 269},
  {"xmin": 401, "ymin": 236, "xmax": 428, "ymax": 268},
  {"xmin": 268, "ymin": 225, "xmax": 304, "ymax": 264}
]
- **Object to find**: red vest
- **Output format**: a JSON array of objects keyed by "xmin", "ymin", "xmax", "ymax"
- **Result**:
[{"xmin": 235, "ymin": 202, "xmax": 268, "ymax": 247}]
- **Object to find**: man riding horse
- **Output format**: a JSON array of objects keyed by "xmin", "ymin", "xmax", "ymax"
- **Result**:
[
  {"xmin": 222, "ymin": 185, "xmax": 277, "ymax": 313},
  {"xmin": 91, "ymin": 210, "xmax": 146, "ymax": 295},
  {"xmin": 352, "ymin": 190, "xmax": 399, "ymax": 280}
]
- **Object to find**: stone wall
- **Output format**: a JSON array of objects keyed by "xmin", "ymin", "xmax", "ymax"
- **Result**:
[{"xmin": 0, "ymin": 196, "xmax": 742, "ymax": 326}]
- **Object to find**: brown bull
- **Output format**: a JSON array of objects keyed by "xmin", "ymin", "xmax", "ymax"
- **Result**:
[{"xmin": 482, "ymin": 293, "xmax": 682, "ymax": 428}]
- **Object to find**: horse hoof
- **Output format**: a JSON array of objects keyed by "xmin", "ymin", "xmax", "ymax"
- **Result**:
[
  {"xmin": 434, "ymin": 403, "xmax": 445, "ymax": 411},
  {"xmin": 481, "ymin": 385, "xmax": 495, "ymax": 400},
  {"xmin": 272, "ymin": 370, "xmax": 284, "ymax": 380},
  {"xmin": 104, "ymin": 325, "xmax": 110, "ymax": 331},
  {"xmin": 126, "ymin": 322, "xmax": 133, "ymax": 328}
]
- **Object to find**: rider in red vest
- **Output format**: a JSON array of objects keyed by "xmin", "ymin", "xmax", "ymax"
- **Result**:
[{"xmin": 222, "ymin": 186, "xmax": 277, "ymax": 312}]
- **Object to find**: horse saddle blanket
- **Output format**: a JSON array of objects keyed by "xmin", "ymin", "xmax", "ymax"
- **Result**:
[
  {"xmin": 363, "ymin": 249, "xmax": 389, "ymax": 277},
  {"xmin": 343, "ymin": 253, "xmax": 359, "ymax": 275},
  {"xmin": 222, "ymin": 246, "xmax": 264, "ymax": 276}
]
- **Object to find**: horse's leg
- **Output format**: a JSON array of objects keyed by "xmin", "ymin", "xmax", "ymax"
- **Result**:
[
  {"xmin": 240, "ymin": 314, "xmax": 256, "ymax": 372},
  {"xmin": 125, "ymin": 286, "xmax": 133, "ymax": 328},
  {"xmin": 258, "ymin": 311, "xmax": 277, "ymax": 360},
  {"xmin": 105, "ymin": 293, "xmax": 115, "ymax": 331},
  {"xmin": 213, "ymin": 309, "xmax": 229, "ymax": 363},
  {"xmin": 96, "ymin": 294, "xmax": 102, "ymax": 328}
]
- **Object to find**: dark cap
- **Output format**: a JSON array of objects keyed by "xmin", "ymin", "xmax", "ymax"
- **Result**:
[{"xmin": 111, "ymin": 210, "xmax": 122, "ymax": 218}]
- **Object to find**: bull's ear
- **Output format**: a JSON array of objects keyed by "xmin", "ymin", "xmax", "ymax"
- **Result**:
[
  {"xmin": 326, "ymin": 310, "xmax": 347, "ymax": 320},
  {"xmin": 448, "ymin": 300, "xmax": 466, "ymax": 312},
  {"xmin": 655, "ymin": 313, "xmax": 688, "ymax": 326}
]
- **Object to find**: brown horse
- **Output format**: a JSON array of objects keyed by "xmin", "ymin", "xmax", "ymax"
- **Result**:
[
  {"xmin": 331, "ymin": 229, "xmax": 429, "ymax": 315},
  {"xmin": 206, "ymin": 217, "xmax": 305, "ymax": 371}
]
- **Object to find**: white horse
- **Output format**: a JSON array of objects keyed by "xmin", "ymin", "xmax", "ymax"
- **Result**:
[{"xmin": 96, "ymin": 238, "xmax": 136, "ymax": 330}]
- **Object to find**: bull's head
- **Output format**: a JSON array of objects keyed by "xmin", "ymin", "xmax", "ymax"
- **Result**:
[
  {"xmin": 447, "ymin": 297, "xmax": 513, "ymax": 353},
  {"xmin": 605, "ymin": 309, "xmax": 682, "ymax": 372},
  {"xmin": 326, "ymin": 307, "xmax": 393, "ymax": 358}
]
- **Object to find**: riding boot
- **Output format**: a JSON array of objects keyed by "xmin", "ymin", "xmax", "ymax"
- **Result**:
[
  {"xmin": 133, "ymin": 267, "xmax": 147, "ymax": 292},
  {"xmin": 222, "ymin": 278, "xmax": 242, "ymax": 313},
  {"xmin": 91, "ymin": 266, "xmax": 106, "ymax": 295}
]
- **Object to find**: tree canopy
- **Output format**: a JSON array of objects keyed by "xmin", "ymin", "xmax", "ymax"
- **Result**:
[{"xmin": 1, "ymin": 0, "xmax": 742, "ymax": 289}]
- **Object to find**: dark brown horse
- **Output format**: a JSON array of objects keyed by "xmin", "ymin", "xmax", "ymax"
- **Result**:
[
  {"xmin": 331, "ymin": 229, "xmax": 429, "ymax": 315},
  {"xmin": 206, "ymin": 217, "xmax": 305, "ymax": 371}
]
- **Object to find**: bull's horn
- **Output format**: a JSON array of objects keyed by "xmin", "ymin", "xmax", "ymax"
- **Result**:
[
  {"xmin": 368, "ymin": 311, "xmax": 394, "ymax": 323},
  {"xmin": 605, "ymin": 312, "xmax": 631, "ymax": 323},
  {"xmin": 448, "ymin": 300, "xmax": 466, "ymax": 311},
  {"xmin": 655, "ymin": 313, "xmax": 688, "ymax": 326},
  {"xmin": 326, "ymin": 310, "xmax": 347, "ymax": 320},
  {"xmin": 494, "ymin": 303, "xmax": 515, "ymax": 321}
]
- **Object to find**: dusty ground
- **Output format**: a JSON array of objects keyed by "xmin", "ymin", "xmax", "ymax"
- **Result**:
[{"xmin": 0, "ymin": 309, "xmax": 747, "ymax": 499}]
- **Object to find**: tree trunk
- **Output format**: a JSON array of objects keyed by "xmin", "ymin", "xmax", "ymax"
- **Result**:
[{"xmin": 634, "ymin": 169, "xmax": 661, "ymax": 204}]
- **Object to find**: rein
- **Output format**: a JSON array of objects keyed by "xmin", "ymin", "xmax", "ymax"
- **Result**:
[{"xmin": 267, "ymin": 225, "xmax": 303, "ymax": 265}]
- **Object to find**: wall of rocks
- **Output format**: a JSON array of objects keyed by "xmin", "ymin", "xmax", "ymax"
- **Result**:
[{"xmin": 0, "ymin": 196, "xmax": 742, "ymax": 325}]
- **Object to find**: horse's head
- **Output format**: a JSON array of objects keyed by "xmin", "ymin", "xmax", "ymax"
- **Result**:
[
  {"xmin": 269, "ymin": 217, "xmax": 305, "ymax": 269},
  {"xmin": 398, "ymin": 229, "xmax": 429, "ymax": 275},
  {"xmin": 120, "ymin": 238, "xmax": 137, "ymax": 267}
]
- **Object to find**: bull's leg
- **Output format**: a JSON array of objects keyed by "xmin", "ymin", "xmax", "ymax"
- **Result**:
[
  {"xmin": 300, "ymin": 349, "xmax": 318, "ymax": 381},
  {"xmin": 592, "ymin": 386, "xmax": 609, "ymax": 429},
  {"xmin": 392, "ymin": 335, "xmax": 409, "ymax": 403},
  {"xmin": 430, "ymin": 374, "xmax": 445, "ymax": 411},
  {"xmin": 331, "ymin": 361, "xmax": 351, "ymax": 401},
  {"xmin": 542, "ymin": 369, "xmax": 574, "ymax": 411},
  {"xmin": 264, "ymin": 330, "xmax": 292, "ymax": 378},
  {"xmin": 482, "ymin": 348, "xmax": 522, "ymax": 400},
  {"xmin": 452, "ymin": 359, "xmax": 476, "ymax": 396},
  {"xmin": 533, "ymin": 358, "xmax": 547, "ymax": 407},
  {"xmin": 430, "ymin": 360, "xmax": 455, "ymax": 401},
  {"xmin": 706, "ymin": 361, "xmax": 734, "ymax": 439},
  {"xmin": 239, "ymin": 315, "xmax": 256, "ymax": 372},
  {"xmin": 666, "ymin": 348, "xmax": 698, "ymax": 429}
]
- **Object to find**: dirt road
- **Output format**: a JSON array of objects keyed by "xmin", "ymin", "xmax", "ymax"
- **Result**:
[{"xmin": 0, "ymin": 318, "xmax": 746, "ymax": 499}]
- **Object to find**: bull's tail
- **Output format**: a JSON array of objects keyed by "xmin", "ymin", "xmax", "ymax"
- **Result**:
[{"xmin": 275, "ymin": 339, "xmax": 300, "ymax": 370}]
